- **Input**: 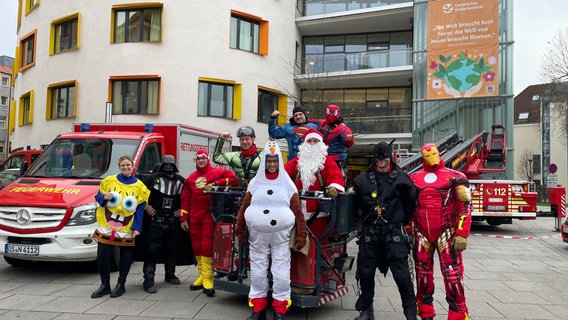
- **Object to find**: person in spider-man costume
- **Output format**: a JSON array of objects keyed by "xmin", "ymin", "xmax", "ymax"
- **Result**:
[{"xmin": 409, "ymin": 143, "xmax": 472, "ymax": 320}]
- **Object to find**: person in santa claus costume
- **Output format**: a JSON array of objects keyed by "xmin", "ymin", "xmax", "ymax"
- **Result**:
[
  {"xmin": 409, "ymin": 143, "xmax": 472, "ymax": 320},
  {"xmin": 236, "ymin": 141, "xmax": 307, "ymax": 320},
  {"xmin": 284, "ymin": 128, "xmax": 345, "ymax": 240},
  {"xmin": 180, "ymin": 149, "xmax": 239, "ymax": 297}
]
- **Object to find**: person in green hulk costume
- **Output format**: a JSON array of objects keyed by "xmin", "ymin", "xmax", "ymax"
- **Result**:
[{"xmin": 213, "ymin": 126, "xmax": 261, "ymax": 187}]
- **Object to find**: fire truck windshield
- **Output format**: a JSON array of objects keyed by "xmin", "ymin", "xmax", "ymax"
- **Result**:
[{"xmin": 25, "ymin": 138, "xmax": 139, "ymax": 178}]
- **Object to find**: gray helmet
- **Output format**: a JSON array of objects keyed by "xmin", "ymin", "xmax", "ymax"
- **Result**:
[{"xmin": 236, "ymin": 126, "xmax": 255, "ymax": 137}]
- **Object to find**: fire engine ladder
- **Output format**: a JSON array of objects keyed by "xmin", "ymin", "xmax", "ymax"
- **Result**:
[
  {"xmin": 441, "ymin": 131, "xmax": 486, "ymax": 171},
  {"xmin": 398, "ymin": 132, "xmax": 461, "ymax": 174}
]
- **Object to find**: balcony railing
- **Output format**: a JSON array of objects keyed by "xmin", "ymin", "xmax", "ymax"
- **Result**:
[
  {"xmin": 297, "ymin": 0, "xmax": 411, "ymax": 16},
  {"xmin": 344, "ymin": 115, "xmax": 412, "ymax": 134},
  {"xmin": 298, "ymin": 48, "xmax": 412, "ymax": 75}
]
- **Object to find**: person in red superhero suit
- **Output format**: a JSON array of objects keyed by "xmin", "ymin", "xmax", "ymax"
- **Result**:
[
  {"xmin": 409, "ymin": 143, "xmax": 472, "ymax": 320},
  {"xmin": 180, "ymin": 149, "xmax": 239, "ymax": 297},
  {"xmin": 310, "ymin": 104, "xmax": 356, "ymax": 167}
]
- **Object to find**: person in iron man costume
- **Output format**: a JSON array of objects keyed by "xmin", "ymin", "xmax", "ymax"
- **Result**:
[{"xmin": 409, "ymin": 143, "xmax": 472, "ymax": 320}]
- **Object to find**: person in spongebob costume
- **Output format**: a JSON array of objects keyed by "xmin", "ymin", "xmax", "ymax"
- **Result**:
[
  {"xmin": 180, "ymin": 149, "xmax": 239, "ymax": 297},
  {"xmin": 236, "ymin": 141, "xmax": 307, "ymax": 320},
  {"xmin": 91, "ymin": 155, "xmax": 150, "ymax": 299},
  {"xmin": 409, "ymin": 143, "xmax": 472, "ymax": 320}
]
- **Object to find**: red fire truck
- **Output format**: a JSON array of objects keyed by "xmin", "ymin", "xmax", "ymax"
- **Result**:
[
  {"xmin": 399, "ymin": 125, "xmax": 537, "ymax": 226},
  {"xmin": 0, "ymin": 123, "xmax": 229, "ymax": 267}
]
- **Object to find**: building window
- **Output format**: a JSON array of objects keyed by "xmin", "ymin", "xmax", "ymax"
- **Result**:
[
  {"xmin": 25, "ymin": 0, "xmax": 39, "ymax": 15},
  {"xmin": 518, "ymin": 112, "xmax": 529, "ymax": 121},
  {"xmin": 198, "ymin": 81, "xmax": 234, "ymax": 118},
  {"xmin": 47, "ymin": 81, "xmax": 77, "ymax": 119},
  {"xmin": 303, "ymin": 31, "xmax": 412, "ymax": 73},
  {"xmin": 0, "ymin": 120, "xmax": 5, "ymax": 129},
  {"xmin": 258, "ymin": 89, "xmax": 279, "ymax": 124},
  {"xmin": 301, "ymin": 87, "xmax": 412, "ymax": 134},
  {"xmin": 111, "ymin": 77, "xmax": 159, "ymax": 114},
  {"xmin": 532, "ymin": 95, "xmax": 540, "ymax": 101},
  {"xmin": 20, "ymin": 31, "xmax": 37, "ymax": 71},
  {"xmin": 1, "ymin": 76, "xmax": 8, "ymax": 87},
  {"xmin": 1, "ymin": 97, "xmax": 7, "ymax": 107},
  {"xmin": 52, "ymin": 14, "xmax": 79, "ymax": 54},
  {"xmin": 112, "ymin": 4, "xmax": 162, "ymax": 43},
  {"xmin": 19, "ymin": 91, "xmax": 34, "ymax": 126},
  {"xmin": 230, "ymin": 11, "xmax": 268, "ymax": 55}
]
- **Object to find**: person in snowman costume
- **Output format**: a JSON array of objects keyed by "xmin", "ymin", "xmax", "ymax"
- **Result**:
[{"xmin": 236, "ymin": 140, "xmax": 307, "ymax": 320}]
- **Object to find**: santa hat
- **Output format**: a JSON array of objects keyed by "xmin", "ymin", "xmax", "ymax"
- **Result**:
[
  {"xmin": 304, "ymin": 128, "xmax": 323, "ymax": 142},
  {"xmin": 195, "ymin": 149, "xmax": 209, "ymax": 159}
]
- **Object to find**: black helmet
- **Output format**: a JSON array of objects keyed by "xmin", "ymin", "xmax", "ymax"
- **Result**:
[
  {"xmin": 236, "ymin": 126, "xmax": 255, "ymax": 137},
  {"xmin": 374, "ymin": 142, "xmax": 393, "ymax": 161},
  {"xmin": 158, "ymin": 155, "xmax": 178, "ymax": 174}
]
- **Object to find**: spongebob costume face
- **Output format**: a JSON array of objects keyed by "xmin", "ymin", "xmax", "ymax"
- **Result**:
[{"xmin": 94, "ymin": 175, "xmax": 149, "ymax": 245}]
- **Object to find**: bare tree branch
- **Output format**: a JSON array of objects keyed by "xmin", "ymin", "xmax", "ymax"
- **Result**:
[
  {"xmin": 540, "ymin": 28, "xmax": 568, "ymax": 138},
  {"xmin": 516, "ymin": 148, "xmax": 534, "ymax": 182}
]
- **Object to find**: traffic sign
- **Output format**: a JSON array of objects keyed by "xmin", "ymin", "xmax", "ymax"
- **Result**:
[
  {"xmin": 547, "ymin": 174, "xmax": 558, "ymax": 187},
  {"xmin": 549, "ymin": 163, "xmax": 558, "ymax": 174}
]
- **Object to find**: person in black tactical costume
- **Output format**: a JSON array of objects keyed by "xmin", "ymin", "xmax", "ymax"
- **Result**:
[
  {"xmin": 142, "ymin": 155, "xmax": 186, "ymax": 293},
  {"xmin": 352, "ymin": 142, "xmax": 417, "ymax": 320}
]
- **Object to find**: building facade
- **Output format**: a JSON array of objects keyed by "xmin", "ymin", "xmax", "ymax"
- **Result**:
[
  {"xmin": 514, "ymin": 84, "xmax": 567, "ymax": 200},
  {"xmin": 10, "ymin": 0, "xmax": 514, "ymax": 176},
  {"xmin": 0, "ymin": 56, "xmax": 14, "ymax": 161}
]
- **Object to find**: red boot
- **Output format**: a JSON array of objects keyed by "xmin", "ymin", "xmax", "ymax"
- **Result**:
[
  {"xmin": 247, "ymin": 298, "xmax": 268, "ymax": 320},
  {"xmin": 272, "ymin": 299, "xmax": 291, "ymax": 318}
]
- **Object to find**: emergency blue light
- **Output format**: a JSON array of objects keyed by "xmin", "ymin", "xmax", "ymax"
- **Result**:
[
  {"xmin": 80, "ymin": 123, "xmax": 90, "ymax": 132},
  {"xmin": 144, "ymin": 124, "xmax": 154, "ymax": 132}
]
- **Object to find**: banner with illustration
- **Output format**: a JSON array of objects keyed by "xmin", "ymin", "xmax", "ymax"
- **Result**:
[{"xmin": 427, "ymin": 0, "xmax": 499, "ymax": 100}]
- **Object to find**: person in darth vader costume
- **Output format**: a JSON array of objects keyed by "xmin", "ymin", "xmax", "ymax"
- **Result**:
[{"xmin": 135, "ymin": 155, "xmax": 196, "ymax": 294}]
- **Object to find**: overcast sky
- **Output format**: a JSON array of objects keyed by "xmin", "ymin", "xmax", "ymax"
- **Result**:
[{"xmin": 1, "ymin": 1, "xmax": 567, "ymax": 95}]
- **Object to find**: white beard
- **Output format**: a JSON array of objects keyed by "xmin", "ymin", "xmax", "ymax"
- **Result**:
[{"xmin": 297, "ymin": 142, "xmax": 328, "ymax": 190}]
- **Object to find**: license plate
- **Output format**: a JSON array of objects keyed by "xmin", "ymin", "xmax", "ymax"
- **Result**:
[
  {"xmin": 5, "ymin": 244, "xmax": 40, "ymax": 256},
  {"xmin": 485, "ymin": 205, "xmax": 507, "ymax": 211}
]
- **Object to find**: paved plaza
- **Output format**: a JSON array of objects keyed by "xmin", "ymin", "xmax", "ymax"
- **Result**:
[{"xmin": 1, "ymin": 215, "xmax": 567, "ymax": 319}]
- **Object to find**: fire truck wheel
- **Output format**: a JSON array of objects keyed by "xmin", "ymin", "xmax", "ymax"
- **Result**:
[
  {"xmin": 4, "ymin": 256, "xmax": 33, "ymax": 267},
  {"xmin": 486, "ymin": 217, "xmax": 503, "ymax": 226}
]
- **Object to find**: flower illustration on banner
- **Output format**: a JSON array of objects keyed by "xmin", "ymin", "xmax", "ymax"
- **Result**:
[{"xmin": 430, "ymin": 52, "xmax": 494, "ymax": 97}]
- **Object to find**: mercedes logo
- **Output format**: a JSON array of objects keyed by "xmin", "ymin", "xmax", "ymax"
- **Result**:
[{"xmin": 16, "ymin": 209, "xmax": 32, "ymax": 225}]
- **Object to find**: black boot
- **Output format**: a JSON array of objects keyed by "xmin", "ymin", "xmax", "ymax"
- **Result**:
[
  {"xmin": 203, "ymin": 288, "xmax": 215, "ymax": 297},
  {"xmin": 403, "ymin": 307, "xmax": 417, "ymax": 320},
  {"xmin": 110, "ymin": 282, "xmax": 126, "ymax": 298},
  {"xmin": 246, "ymin": 309, "xmax": 267, "ymax": 320},
  {"xmin": 189, "ymin": 283, "xmax": 204, "ymax": 291},
  {"xmin": 273, "ymin": 311, "xmax": 285, "ymax": 320},
  {"xmin": 91, "ymin": 283, "xmax": 111, "ymax": 298},
  {"xmin": 165, "ymin": 259, "xmax": 181, "ymax": 285},
  {"xmin": 354, "ymin": 308, "xmax": 375, "ymax": 320},
  {"xmin": 143, "ymin": 262, "xmax": 157, "ymax": 293}
]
